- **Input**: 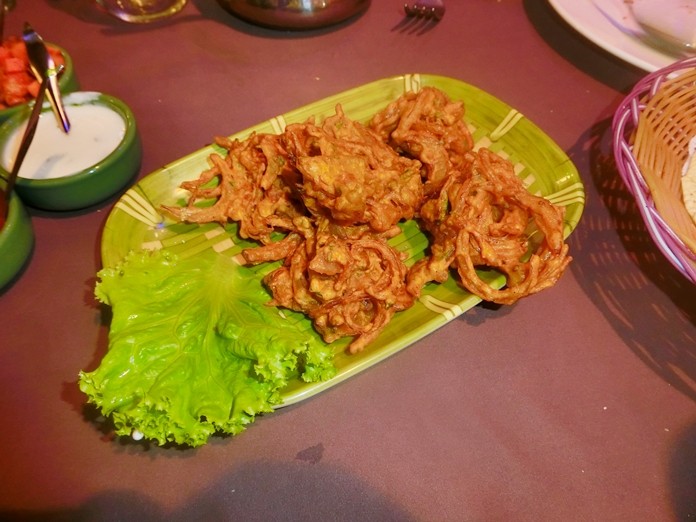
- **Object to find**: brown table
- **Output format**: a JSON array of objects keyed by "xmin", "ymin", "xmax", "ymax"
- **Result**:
[{"xmin": 1, "ymin": 1, "xmax": 694, "ymax": 520}]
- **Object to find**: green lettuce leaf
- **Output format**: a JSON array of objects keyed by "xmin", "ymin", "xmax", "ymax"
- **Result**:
[{"xmin": 79, "ymin": 249, "xmax": 336, "ymax": 447}]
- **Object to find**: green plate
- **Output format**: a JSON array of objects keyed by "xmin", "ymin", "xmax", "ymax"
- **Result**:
[{"xmin": 100, "ymin": 74, "xmax": 585, "ymax": 406}]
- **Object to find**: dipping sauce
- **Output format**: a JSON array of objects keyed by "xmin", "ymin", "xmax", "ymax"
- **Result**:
[{"xmin": 3, "ymin": 95, "xmax": 126, "ymax": 180}]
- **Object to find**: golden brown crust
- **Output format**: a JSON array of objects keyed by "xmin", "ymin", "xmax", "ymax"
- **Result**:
[{"xmin": 164, "ymin": 88, "xmax": 572, "ymax": 351}]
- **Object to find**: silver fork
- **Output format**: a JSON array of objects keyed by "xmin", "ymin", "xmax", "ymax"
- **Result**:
[
  {"xmin": 394, "ymin": 0, "xmax": 444, "ymax": 34},
  {"xmin": 404, "ymin": 0, "xmax": 445, "ymax": 22}
]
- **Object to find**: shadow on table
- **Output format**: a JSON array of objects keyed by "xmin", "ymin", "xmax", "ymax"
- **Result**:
[
  {"xmin": 523, "ymin": 0, "xmax": 644, "ymax": 94},
  {"xmin": 0, "ymin": 459, "xmax": 416, "ymax": 521},
  {"xmin": 669, "ymin": 420, "xmax": 696, "ymax": 520},
  {"xmin": 566, "ymin": 113, "xmax": 696, "ymax": 403}
]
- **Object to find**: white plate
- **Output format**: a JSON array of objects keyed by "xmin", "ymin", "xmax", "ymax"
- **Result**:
[{"xmin": 548, "ymin": 0, "xmax": 678, "ymax": 72}]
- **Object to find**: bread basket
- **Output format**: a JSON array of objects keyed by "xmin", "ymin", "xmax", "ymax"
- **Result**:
[{"xmin": 612, "ymin": 56, "xmax": 696, "ymax": 284}]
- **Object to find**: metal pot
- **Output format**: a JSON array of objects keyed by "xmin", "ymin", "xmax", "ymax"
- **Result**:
[{"xmin": 217, "ymin": 0, "xmax": 371, "ymax": 30}]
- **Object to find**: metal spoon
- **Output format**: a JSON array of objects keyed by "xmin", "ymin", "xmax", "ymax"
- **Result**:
[
  {"xmin": 0, "ymin": 74, "xmax": 49, "ymax": 229},
  {"xmin": 592, "ymin": 0, "xmax": 694, "ymax": 58},
  {"xmin": 630, "ymin": 0, "xmax": 696, "ymax": 54},
  {"xmin": 634, "ymin": 20, "xmax": 695, "ymax": 56},
  {"xmin": 23, "ymin": 23, "xmax": 70, "ymax": 133}
]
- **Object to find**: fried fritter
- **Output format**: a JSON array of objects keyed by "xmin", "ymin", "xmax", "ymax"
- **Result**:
[
  {"xmin": 163, "ymin": 133, "xmax": 303, "ymax": 244},
  {"xmin": 407, "ymin": 148, "xmax": 570, "ymax": 304},
  {"xmin": 263, "ymin": 217, "xmax": 414, "ymax": 354},
  {"xmin": 165, "ymin": 88, "xmax": 573, "ymax": 352},
  {"xmin": 369, "ymin": 86, "xmax": 475, "ymax": 196},
  {"xmin": 283, "ymin": 105, "xmax": 424, "ymax": 234}
]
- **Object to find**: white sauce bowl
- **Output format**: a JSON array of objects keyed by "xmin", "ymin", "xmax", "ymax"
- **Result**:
[{"xmin": 0, "ymin": 91, "xmax": 141, "ymax": 211}]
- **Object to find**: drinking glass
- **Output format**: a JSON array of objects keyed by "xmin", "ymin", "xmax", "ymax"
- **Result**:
[{"xmin": 96, "ymin": 0, "xmax": 188, "ymax": 23}]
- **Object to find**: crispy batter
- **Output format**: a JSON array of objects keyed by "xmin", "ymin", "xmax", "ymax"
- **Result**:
[
  {"xmin": 165, "ymin": 89, "xmax": 572, "ymax": 352},
  {"xmin": 263, "ymin": 217, "xmax": 413, "ymax": 353},
  {"xmin": 283, "ymin": 104, "xmax": 424, "ymax": 233},
  {"xmin": 369, "ymin": 86, "xmax": 475, "ymax": 196},
  {"xmin": 162, "ymin": 133, "xmax": 303, "ymax": 244},
  {"xmin": 407, "ymin": 148, "xmax": 570, "ymax": 304}
]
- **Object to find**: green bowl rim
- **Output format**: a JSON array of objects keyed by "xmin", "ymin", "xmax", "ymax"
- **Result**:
[
  {"xmin": 0, "ymin": 187, "xmax": 33, "ymax": 288},
  {"xmin": 2, "ymin": 91, "xmax": 138, "ymax": 190},
  {"xmin": 0, "ymin": 186, "xmax": 29, "ymax": 238}
]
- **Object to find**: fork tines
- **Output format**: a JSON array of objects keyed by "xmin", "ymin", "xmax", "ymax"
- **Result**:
[
  {"xmin": 404, "ymin": 3, "xmax": 444, "ymax": 22},
  {"xmin": 395, "ymin": 2, "xmax": 444, "ymax": 34}
]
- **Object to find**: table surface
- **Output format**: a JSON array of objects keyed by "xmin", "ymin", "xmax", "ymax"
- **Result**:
[{"xmin": 1, "ymin": 1, "xmax": 695, "ymax": 520}]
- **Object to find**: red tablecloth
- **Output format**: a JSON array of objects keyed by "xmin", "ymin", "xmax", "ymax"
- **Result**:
[{"xmin": 1, "ymin": 1, "xmax": 694, "ymax": 520}]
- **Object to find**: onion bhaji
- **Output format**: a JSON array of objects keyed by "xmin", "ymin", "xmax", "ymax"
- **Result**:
[
  {"xmin": 369, "ymin": 86, "xmax": 475, "ymax": 196},
  {"xmin": 164, "ymin": 87, "xmax": 572, "ymax": 352},
  {"xmin": 282, "ymin": 104, "xmax": 423, "ymax": 234},
  {"xmin": 407, "ymin": 148, "xmax": 571, "ymax": 305},
  {"xmin": 261, "ymin": 217, "xmax": 414, "ymax": 354},
  {"xmin": 162, "ymin": 132, "xmax": 303, "ymax": 245}
]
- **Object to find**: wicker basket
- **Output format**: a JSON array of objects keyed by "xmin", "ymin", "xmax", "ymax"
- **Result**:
[{"xmin": 612, "ymin": 56, "xmax": 696, "ymax": 284}]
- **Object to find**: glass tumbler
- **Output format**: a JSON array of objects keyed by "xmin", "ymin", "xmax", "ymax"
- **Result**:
[{"xmin": 96, "ymin": 0, "xmax": 188, "ymax": 23}]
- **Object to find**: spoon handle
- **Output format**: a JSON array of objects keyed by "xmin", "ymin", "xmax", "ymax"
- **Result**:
[
  {"xmin": 23, "ymin": 23, "xmax": 71, "ymax": 133},
  {"xmin": 0, "ymin": 75, "xmax": 49, "ymax": 224}
]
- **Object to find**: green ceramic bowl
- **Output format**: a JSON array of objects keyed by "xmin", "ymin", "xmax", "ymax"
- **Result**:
[
  {"xmin": 0, "ymin": 43, "xmax": 79, "ymax": 125},
  {"xmin": 0, "ymin": 188, "xmax": 33, "ymax": 290},
  {"xmin": 0, "ymin": 91, "xmax": 142, "ymax": 211}
]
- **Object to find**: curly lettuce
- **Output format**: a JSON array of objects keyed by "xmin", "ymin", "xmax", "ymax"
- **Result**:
[{"xmin": 79, "ymin": 249, "xmax": 336, "ymax": 447}]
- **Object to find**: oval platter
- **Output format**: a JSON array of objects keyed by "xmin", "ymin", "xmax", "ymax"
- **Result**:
[{"xmin": 100, "ymin": 73, "xmax": 586, "ymax": 406}]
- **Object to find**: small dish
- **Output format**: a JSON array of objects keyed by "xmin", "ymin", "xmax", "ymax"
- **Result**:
[
  {"xmin": 0, "ymin": 42, "xmax": 79, "ymax": 124},
  {"xmin": 0, "ymin": 91, "xmax": 142, "ymax": 211},
  {"xmin": 0, "ymin": 188, "xmax": 33, "ymax": 290}
]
